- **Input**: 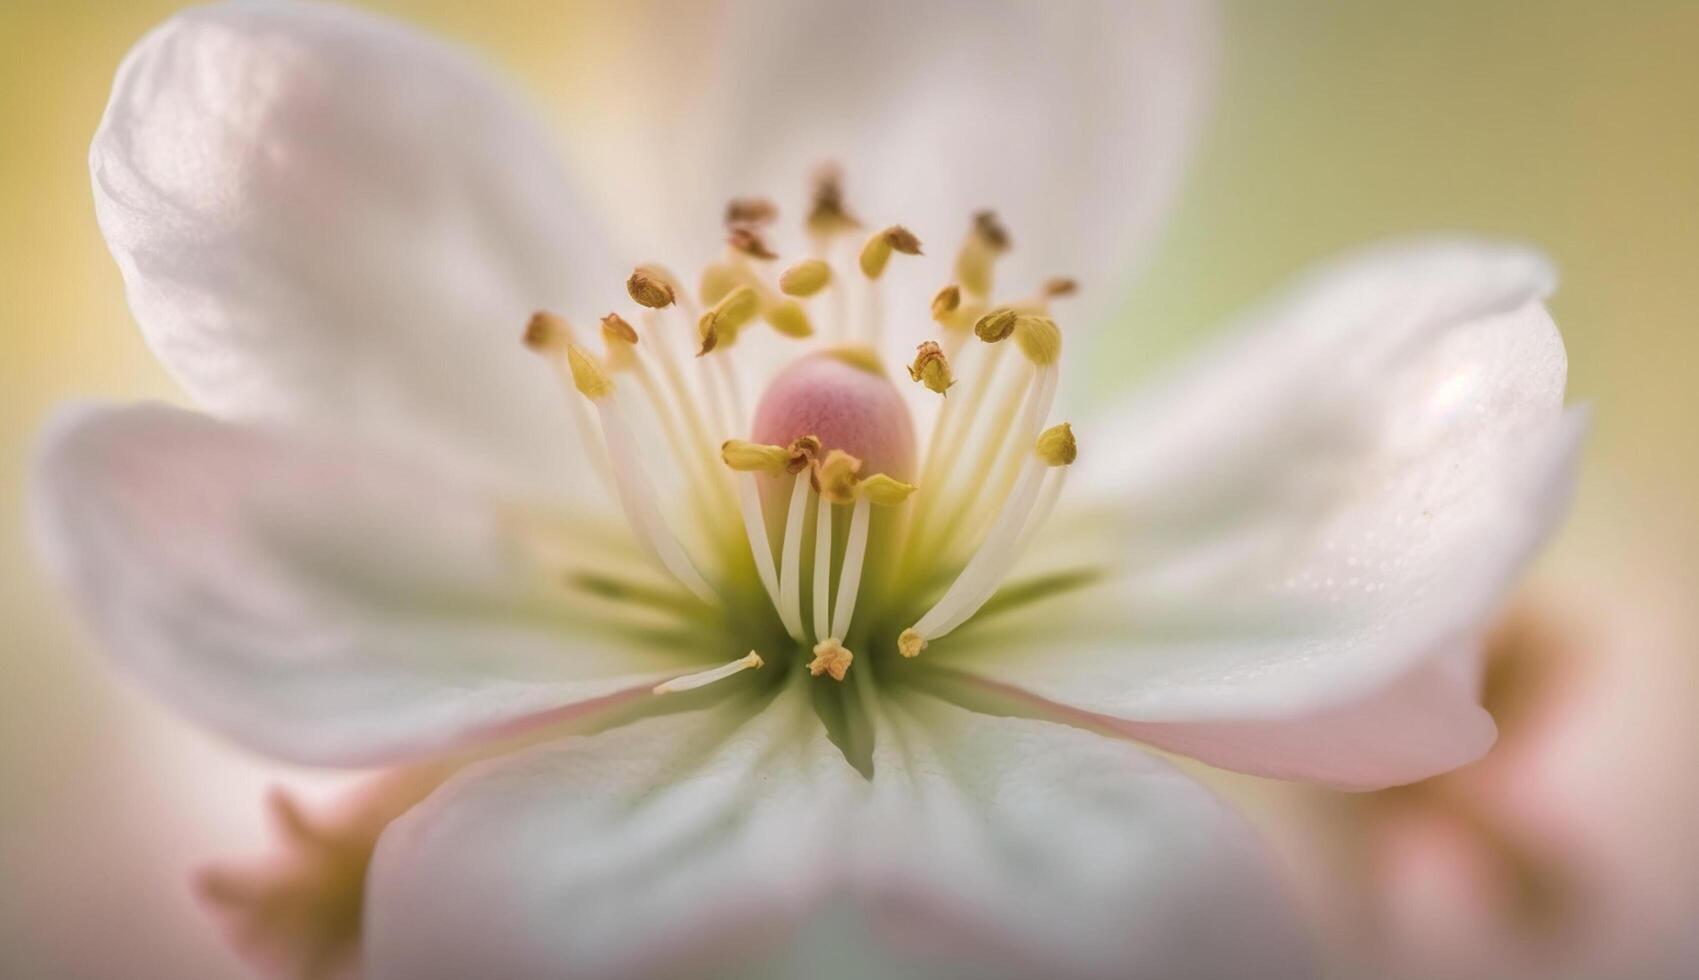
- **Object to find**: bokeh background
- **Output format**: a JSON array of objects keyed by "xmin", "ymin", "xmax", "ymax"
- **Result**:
[{"xmin": 3, "ymin": 1, "xmax": 1695, "ymax": 977}]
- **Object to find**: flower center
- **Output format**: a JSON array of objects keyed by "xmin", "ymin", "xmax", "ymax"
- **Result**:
[{"xmin": 523, "ymin": 167, "xmax": 1079, "ymax": 694}]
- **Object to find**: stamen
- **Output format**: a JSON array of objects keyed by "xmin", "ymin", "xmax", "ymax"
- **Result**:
[
  {"xmin": 725, "ymin": 197, "xmax": 778, "ymax": 227},
  {"xmin": 627, "ymin": 266, "xmax": 676, "ymax": 309},
  {"xmin": 653, "ymin": 651, "xmax": 765, "ymax": 695},
  {"xmin": 904, "ymin": 422, "xmax": 1076, "ymax": 651},
  {"xmin": 907, "ymin": 341, "xmax": 956, "ymax": 396},
  {"xmin": 1042, "ymin": 277, "xmax": 1079, "ymax": 299},
  {"xmin": 808, "ymin": 638, "xmax": 854, "ymax": 682},
  {"xmin": 561, "ymin": 341, "xmax": 718, "ymax": 605},
  {"xmin": 523, "ymin": 312, "xmax": 614, "ymax": 493},
  {"xmin": 955, "ymin": 209, "xmax": 1010, "ymax": 299},
  {"xmin": 727, "ymin": 226, "xmax": 778, "ymax": 261},
  {"xmin": 931, "ymin": 284, "xmax": 962, "ymax": 320},
  {"xmin": 858, "ymin": 225, "xmax": 923, "ymax": 280},
  {"xmin": 779, "ymin": 259, "xmax": 832, "ymax": 298},
  {"xmin": 806, "ymin": 163, "xmax": 861, "ymax": 243},
  {"xmin": 831, "ymin": 496, "xmax": 871, "ymax": 638},
  {"xmin": 698, "ymin": 285, "xmax": 759, "ymax": 357}
]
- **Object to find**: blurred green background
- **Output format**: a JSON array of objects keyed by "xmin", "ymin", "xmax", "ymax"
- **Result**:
[{"xmin": 3, "ymin": 2, "xmax": 1695, "ymax": 976}]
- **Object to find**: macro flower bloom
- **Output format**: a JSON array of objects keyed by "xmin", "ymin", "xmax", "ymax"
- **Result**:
[{"xmin": 32, "ymin": 1, "xmax": 1584, "ymax": 977}]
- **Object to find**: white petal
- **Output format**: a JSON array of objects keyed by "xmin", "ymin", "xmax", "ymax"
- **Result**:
[
  {"xmin": 846, "ymin": 693, "xmax": 1311, "ymax": 978},
  {"xmin": 585, "ymin": 0, "xmax": 1214, "ymax": 315},
  {"xmin": 365, "ymin": 686, "xmax": 864, "ymax": 980},
  {"xmin": 92, "ymin": 1, "xmax": 622, "ymax": 494},
  {"xmin": 31, "ymin": 403, "xmax": 708, "ymax": 766},
  {"xmin": 932, "ymin": 240, "xmax": 1582, "ymax": 789}
]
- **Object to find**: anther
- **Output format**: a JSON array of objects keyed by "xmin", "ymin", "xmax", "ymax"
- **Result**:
[
  {"xmin": 907, "ymin": 341, "xmax": 956, "ymax": 396},
  {"xmin": 1013, "ymin": 315, "xmax": 1063, "ymax": 366},
  {"xmin": 523, "ymin": 310, "xmax": 570, "ymax": 352},
  {"xmin": 807, "ymin": 163, "xmax": 861, "ymax": 239},
  {"xmin": 808, "ymin": 639, "xmax": 854, "ymax": 681},
  {"xmin": 785, "ymin": 435, "xmax": 822, "ymax": 473},
  {"xmin": 956, "ymin": 210, "xmax": 1011, "ymax": 298},
  {"xmin": 626, "ymin": 266, "xmax": 675, "ymax": 309},
  {"xmin": 779, "ymin": 259, "xmax": 832, "ymax": 297},
  {"xmin": 727, "ymin": 226, "xmax": 778, "ymax": 261},
  {"xmin": 974, "ymin": 308, "xmax": 1019, "ymax": 343},
  {"xmin": 1035, "ymin": 422, "xmax": 1077, "ymax": 466},
  {"xmin": 721, "ymin": 439, "xmax": 792, "ymax": 473},
  {"xmin": 763, "ymin": 301, "xmax": 814, "ymax": 339},
  {"xmin": 1042, "ymin": 277, "xmax": 1079, "ymax": 299},
  {"xmin": 931, "ymin": 284, "xmax": 962, "ymax": 320},
  {"xmin": 898, "ymin": 628, "xmax": 927, "ymax": 659},
  {"xmin": 858, "ymin": 225, "xmax": 923, "ymax": 279},
  {"xmin": 698, "ymin": 284, "xmax": 759, "ymax": 355},
  {"xmin": 600, "ymin": 312, "xmax": 639, "ymax": 346},
  {"xmin": 725, "ymin": 197, "xmax": 778, "ymax": 227},
  {"xmin": 857, "ymin": 473, "xmax": 917, "ymax": 506},
  {"xmin": 813, "ymin": 448, "xmax": 863, "ymax": 504},
  {"xmin": 565, "ymin": 343, "xmax": 615, "ymax": 400}
]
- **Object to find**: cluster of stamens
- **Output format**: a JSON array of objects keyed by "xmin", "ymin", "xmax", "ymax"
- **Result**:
[{"xmin": 524, "ymin": 167, "xmax": 1079, "ymax": 694}]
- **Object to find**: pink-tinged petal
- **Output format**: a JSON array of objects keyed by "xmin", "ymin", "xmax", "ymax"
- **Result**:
[
  {"xmin": 91, "ymin": 1, "xmax": 621, "ymax": 495},
  {"xmin": 31, "ymin": 403, "xmax": 715, "ymax": 766},
  {"xmin": 929, "ymin": 240, "xmax": 1582, "ymax": 789},
  {"xmin": 846, "ymin": 692, "xmax": 1312, "ymax": 978},
  {"xmin": 365, "ymin": 686, "xmax": 864, "ymax": 980}
]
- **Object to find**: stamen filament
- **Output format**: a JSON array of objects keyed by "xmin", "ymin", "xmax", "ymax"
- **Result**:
[
  {"xmin": 831, "ymin": 496, "xmax": 871, "ymax": 638},
  {"xmin": 652, "ymin": 651, "xmax": 764, "ymax": 695},
  {"xmin": 594, "ymin": 397, "xmax": 718, "ymax": 604},
  {"xmin": 734, "ymin": 472, "xmax": 798, "ymax": 639},
  {"xmin": 911, "ymin": 451, "xmax": 1048, "ymax": 640},
  {"xmin": 778, "ymin": 472, "xmax": 810, "ymax": 635},
  {"xmin": 813, "ymin": 494, "xmax": 834, "ymax": 641}
]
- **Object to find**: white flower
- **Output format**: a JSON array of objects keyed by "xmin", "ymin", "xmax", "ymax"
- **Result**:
[{"xmin": 31, "ymin": 1, "xmax": 1583, "ymax": 978}]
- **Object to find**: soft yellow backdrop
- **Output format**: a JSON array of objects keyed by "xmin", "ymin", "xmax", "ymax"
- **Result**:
[{"xmin": 3, "ymin": 2, "xmax": 1695, "ymax": 976}]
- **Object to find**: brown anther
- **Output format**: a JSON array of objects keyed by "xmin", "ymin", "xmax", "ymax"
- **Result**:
[
  {"xmin": 697, "ymin": 285, "xmax": 759, "ymax": 356},
  {"xmin": 974, "ymin": 307, "xmax": 1019, "ymax": 343},
  {"xmin": 1042, "ymin": 277, "xmax": 1079, "ymax": 298},
  {"xmin": 808, "ymin": 639, "xmax": 854, "ymax": 681},
  {"xmin": 523, "ymin": 310, "xmax": 569, "ymax": 351},
  {"xmin": 907, "ymin": 341, "xmax": 956, "ymax": 396},
  {"xmin": 626, "ymin": 267, "xmax": 675, "ymax": 309},
  {"xmin": 972, "ymin": 210, "xmax": 1011, "ymax": 251},
  {"xmin": 727, "ymin": 226, "xmax": 778, "ymax": 261},
  {"xmin": 785, "ymin": 435, "xmax": 823, "ymax": 474},
  {"xmin": 724, "ymin": 197, "xmax": 778, "ymax": 227},
  {"xmin": 806, "ymin": 163, "xmax": 861, "ymax": 237},
  {"xmin": 885, "ymin": 225, "xmax": 922, "ymax": 255},
  {"xmin": 860, "ymin": 225, "xmax": 923, "ymax": 279},
  {"xmin": 930, "ymin": 284, "xmax": 962, "ymax": 320},
  {"xmin": 599, "ymin": 313, "xmax": 639, "ymax": 346}
]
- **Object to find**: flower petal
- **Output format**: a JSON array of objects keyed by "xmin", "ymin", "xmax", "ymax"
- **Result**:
[
  {"xmin": 92, "ymin": 1, "xmax": 621, "ymax": 493},
  {"xmin": 365, "ymin": 686, "xmax": 864, "ymax": 980},
  {"xmin": 589, "ymin": 0, "xmax": 1214, "ymax": 314},
  {"xmin": 846, "ymin": 692, "xmax": 1311, "ymax": 978},
  {"xmin": 931, "ymin": 240, "xmax": 1582, "ymax": 789},
  {"xmin": 32, "ymin": 403, "xmax": 709, "ymax": 766}
]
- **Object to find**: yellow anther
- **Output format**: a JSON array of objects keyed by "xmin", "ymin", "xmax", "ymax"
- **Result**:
[
  {"xmin": 974, "ymin": 307, "xmax": 1019, "ymax": 343},
  {"xmin": 808, "ymin": 639, "xmax": 854, "ymax": 681},
  {"xmin": 778, "ymin": 259, "xmax": 832, "ymax": 297},
  {"xmin": 724, "ymin": 197, "xmax": 778, "ymax": 227},
  {"xmin": 652, "ymin": 651, "xmax": 765, "ymax": 695},
  {"xmin": 806, "ymin": 163, "xmax": 861, "ymax": 239},
  {"xmin": 813, "ymin": 448, "xmax": 863, "ymax": 504},
  {"xmin": 907, "ymin": 341, "xmax": 956, "ymax": 396},
  {"xmin": 626, "ymin": 266, "xmax": 675, "ymax": 309},
  {"xmin": 857, "ymin": 473, "xmax": 917, "ymax": 506},
  {"xmin": 822, "ymin": 345, "xmax": 884, "ymax": 374},
  {"xmin": 930, "ymin": 284, "xmax": 962, "ymax": 320},
  {"xmin": 698, "ymin": 284, "xmax": 759, "ymax": 355},
  {"xmin": 720, "ymin": 439, "xmax": 792, "ymax": 473},
  {"xmin": 1036, "ymin": 422, "xmax": 1077, "ymax": 466},
  {"xmin": 898, "ymin": 628, "xmax": 927, "ymax": 659},
  {"xmin": 522, "ymin": 310, "xmax": 570, "ymax": 352},
  {"xmin": 764, "ymin": 300, "xmax": 815, "ymax": 339},
  {"xmin": 785, "ymin": 435, "xmax": 823, "ymax": 474},
  {"xmin": 565, "ymin": 343, "xmax": 614, "ymax": 400},
  {"xmin": 858, "ymin": 225, "xmax": 922, "ymax": 279},
  {"xmin": 1043, "ymin": 277, "xmax": 1079, "ymax": 299},
  {"xmin": 699, "ymin": 262, "xmax": 739, "ymax": 307},
  {"xmin": 727, "ymin": 226, "xmax": 778, "ymax": 261},
  {"xmin": 1013, "ymin": 314, "xmax": 1063, "ymax": 365},
  {"xmin": 600, "ymin": 312, "xmax": 639, "ymax": 346},
  {"xmin": 955, "ymin": 210, "xmax": 1011, "ymax": 298}
]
